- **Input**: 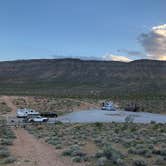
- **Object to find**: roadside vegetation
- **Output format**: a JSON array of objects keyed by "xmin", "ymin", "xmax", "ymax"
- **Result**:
[
  {"xmin": 26, "ymin": 122, "xmax": 166, "ymax": 166},
  {"xmin": 0, "ymin": 117, "xmax": 16, "ymax": 165},
  {"xmin": 0, "ymin": 102, "xmax": 11, "ymax": 115}
]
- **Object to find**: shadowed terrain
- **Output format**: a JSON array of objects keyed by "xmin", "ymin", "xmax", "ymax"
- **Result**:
[{"xmin": 0, "ymin": 58, "xmax": 165, "ymax": 98}]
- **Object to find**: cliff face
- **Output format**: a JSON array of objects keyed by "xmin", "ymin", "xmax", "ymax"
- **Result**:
[{"xmin": 0, "ymin": 59, "xmax": 165, "ymax": 97}]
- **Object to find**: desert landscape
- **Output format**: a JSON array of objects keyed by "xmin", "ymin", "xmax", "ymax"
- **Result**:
[
  {"xmin": 0, "ymin": 1, "xmax": 166, "ymax": 166},
  {"xmin": 0, "ymin": 95, "xmax": 166, "ymax": 166}
]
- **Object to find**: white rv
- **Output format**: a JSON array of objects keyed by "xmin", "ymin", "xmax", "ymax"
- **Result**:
[
  {"xmin": 16, "ymin": 108, "xmax": 39, "ymax": 118},
  {"xmin": 101, "ymin": 102, "xmax": 116, "ymax": 111}
]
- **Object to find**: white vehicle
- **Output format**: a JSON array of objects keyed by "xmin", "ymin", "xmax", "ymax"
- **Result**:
[
  {"xmin": 28, "ymin": 116, "xmax": 48, "ymax": 123},
  {"xmin": 101, "ymin": 102, "xmax": 116, "ymax": 111},
  {"xmin": 16, "ymin": 108, "xmax": 39, "ymax": 118}
]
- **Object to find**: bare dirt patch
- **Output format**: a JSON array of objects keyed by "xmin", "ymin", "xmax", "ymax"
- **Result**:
[{"xmin": 10, "ymin": 128, "xmax": 84, "ymax": 166}]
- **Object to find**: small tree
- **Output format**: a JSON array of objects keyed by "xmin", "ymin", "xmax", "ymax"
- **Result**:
[{"xmin": 125, "ymin": 115, "xmax": 134, "ymax": 123}]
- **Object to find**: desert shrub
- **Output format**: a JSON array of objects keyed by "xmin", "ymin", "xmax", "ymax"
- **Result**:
[
  {"xmin": 132, "ymin": 159, "xmax": 147, "ymax": 166},
  {"xmin": 125, "ymin": 115, "xmax": 134, "ymax": 123},
  {"xmin": 1, "ymin": 139, "xmax": 13, "ymax": 145},
  {"xmin": 62, "ymin": 144, "xmax": 86, "ymax": 162},
  {"xmin": 55, "ymin": 144, "xmax": 62, "ymax": 149},
  {"xmin": 62, "ymin": 145, "xmax": 82, "ymax": 156},
  {"xmin": 158, "ymin": 149, "xmax": 166, "ymax": 156},
  {"xmin": 83, "ymin": 156, "xmax": 91, "ymax": 162},
  {"xmin": 0, "ymin": 149, "xmax": 10, "ymax": 157},
  {"xmin": 55, "ymin": 121, "xmax": 63, "ymax": 125},
  {"xmin": 130, "ymin": 126, "xmax": 137, "ymax": 132},
  {"xmin": 150, "ymin": 121, "xmax": 156, "ymax": 124},
  {"xmin": 128, "ymin": 147, "xmax": 150, "ymax": 156},
  {"xmin": 72, "ymin": 156, "xmax": 82, "ymax": 162},
  {"xmin": 0, "ymin": 156, "xmax": 16, "ymax": 164},
  {"xmin": 96, "ymin": 157, "xmax": 107, "ymax": 166},
  {"xmin": 94, "ymin": 122, "xmax": 103, "ymax": 129},
  {"xmin": 152, "ymin": 149, "xmax": 161, "ymax": 155},
  {"xmin": 155, "ymin": 156, "xmax": 166, "ymax": 165},
  {"xmin": 103, "ymin": 144, "xmax": 123, "ymax": 163},
  {"xmin": 93, "ymin": 137, "xmax": 102, "ymax": 146},
  {"xmin": 95, "ymin": 150, "xmax": 104, "ymax": 158},
  {"xmin": 3, "ymin": 129, "xmax": 16, "ymax": 139},
  {"xmin": 62, "ymin": 149, "xmax": 73, "ymax": 156},
  {"xmin": 46, "ymin": 136, "xmax": 61, "ymax": 146}
]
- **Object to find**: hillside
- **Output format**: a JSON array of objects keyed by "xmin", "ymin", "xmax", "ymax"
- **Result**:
[{"xmin": 0, "ymin": 58, "xmax": 165, "ymax": 97}]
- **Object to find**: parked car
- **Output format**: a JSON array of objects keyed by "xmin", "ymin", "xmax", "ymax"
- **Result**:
[
  {"xmin": 16, "ymin": 108, "xmax": 39, "ymax": 118},
  {"xmin": 40, "ymin": 112, "xmax": 58, "ymax": 118},
  {"xmin": 28, "ymin": 116, "xmax": 48, "ymax": 123}
]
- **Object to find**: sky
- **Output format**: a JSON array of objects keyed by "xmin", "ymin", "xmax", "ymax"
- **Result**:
[{"xmin": 0, "ymin": 0, "xmax": 166, "ymax": 62}]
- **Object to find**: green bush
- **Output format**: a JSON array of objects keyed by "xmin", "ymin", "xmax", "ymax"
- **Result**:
[
  {"xmin": 72, "ymin": 156, "xmax": 82, "ymax": 162},
  {"xmin": 133, "ymin": 159, "xmax": 147, "ymax": 166},
  {"xmin": 95, "ymin": 150, "xmax": 104, "ymax": 158},
  {"xmin": 1, "ymin": 139, "xmax": 13, "ymax": 145},
  {"xmin": 96, "ymin": 157, "xmax": 107, "ymax": 166},
  {"xmin": 0, "ymin": 149, "xmax": 10, "ymax": 158},
  {"xmin": 160, "ymin": 149, "xmax": 166, "ymax": 156},
  {"xmin": 128, "ymin": 147, "xmax": 149, "ymax": 155},
  {"xmin": 55, "ymin": 144, "xmax": 62, "ymax": 149},
  {"xmin": 0, "ymin": 156, "xmax": 16, "ymax": 164},
  {"xmin": 62, "ymin": 144, "xmax": 86, "ymax": 159},
  {"xmin": 103, "ymin": 144, "xmax": 122, "ymax": 163},
  {"xmin": 94, "ymin": 122, "xmax": 103, "ymax": 129}
]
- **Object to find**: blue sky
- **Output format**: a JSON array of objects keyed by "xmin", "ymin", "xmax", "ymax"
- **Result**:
[{"xmin": 0, "ymin": 0, "xmax": 166, "ymax": 61}]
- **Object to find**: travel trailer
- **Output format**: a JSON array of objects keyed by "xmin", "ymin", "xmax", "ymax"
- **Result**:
[
  {"xmin": 16, "ymin": 108, "xmax": 39, "ymax": 118},
  {"xmin": 101, "ymin": 102, "xmax": 116, "ymax": 111}
]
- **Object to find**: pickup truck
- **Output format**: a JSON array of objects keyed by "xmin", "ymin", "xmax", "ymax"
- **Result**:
[
  {"xmin": 28, "ymin": 116, "xmax": 48, "ymax": 123},
  {"xmin": 40, "ymin": 112, "xmax": 58, "ymax": 118}
]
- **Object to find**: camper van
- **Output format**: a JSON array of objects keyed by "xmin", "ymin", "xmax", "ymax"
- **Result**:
[{"xmin": 16, "ymin": 108, "xmax": 39, "ymax": 118}]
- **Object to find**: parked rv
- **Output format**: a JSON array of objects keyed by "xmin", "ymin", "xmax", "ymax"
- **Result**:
[
  {"xmin": 16, "ymin": 108, "xmax": 39, "ymax": 118},
  {"xmin": 101, "ymin": 102, "xmax": 116, "ymax": 111}
]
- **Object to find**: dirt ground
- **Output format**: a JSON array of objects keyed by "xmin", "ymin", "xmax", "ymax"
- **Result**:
[
  {"xmin": 10, "ymin": 128, "xmax": 84, "ymax": 166},
  {"xmin": 1, "ymin": 96, "xmax": 85, "ymax": 166}
]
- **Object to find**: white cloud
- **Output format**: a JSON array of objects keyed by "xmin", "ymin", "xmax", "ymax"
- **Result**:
[
  {"xmin": 102, "ymin": 54, "xmax": 132, "ymax": 62},
  {"xmin": 139, "ymin": 24, "xmax": 166, "ymax": 61},
  {"xmin": 152, "ymin": 24, "xmax": 166, "ymax": 31}
]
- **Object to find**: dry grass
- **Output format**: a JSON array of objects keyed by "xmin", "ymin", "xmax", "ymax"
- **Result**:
[
  {"xmin": 26, "ymin": 122, "xmax": 166, "ymax": 166},
  {"xmin": 0, "ymin": 117, "xmax": 16, "ymax": 165}
]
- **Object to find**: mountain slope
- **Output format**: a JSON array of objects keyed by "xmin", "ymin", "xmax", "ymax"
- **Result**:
[{"xmin": 0, "ymin": 59, "xmax": 165, "ymax": 97}]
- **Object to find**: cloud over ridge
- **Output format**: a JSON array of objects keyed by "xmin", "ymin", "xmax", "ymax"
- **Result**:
[
  {"xmin": 139, "ymin": 24, "xmax": 166, "ymax": 60},
  {"xmin": 102, "ymin": 54, "xmax": 132, "ymax": 62}
]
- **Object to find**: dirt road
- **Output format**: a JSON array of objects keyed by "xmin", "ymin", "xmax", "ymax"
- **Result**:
[
  {"xmin": 10, "ymin": 128, "xmax": 80, "ymax": 166},
  {"xmin": 2, "ymin": 96, "xmax": 17, "ymax": 116},
  {"xmin": 1, "ymin": 96, "xmax": 85, "ymax": 166}
]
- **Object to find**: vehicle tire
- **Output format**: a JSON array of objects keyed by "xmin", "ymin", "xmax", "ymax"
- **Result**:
[
  {"xmin": 43, "ymin": 119, "xmax": 48, "ymax": 122},
  {"xmin": 29, "ymin": 119, "xmax": 34, "ymax": 123}
]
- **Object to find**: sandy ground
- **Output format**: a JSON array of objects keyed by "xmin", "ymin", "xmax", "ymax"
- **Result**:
[
  {"xmin": 1, "ymin": 96, "xmax": 85, "ymax": 166},
  {"xmin": 10, "ymin": 128, "xmax": 82, "ymax": 166}
]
